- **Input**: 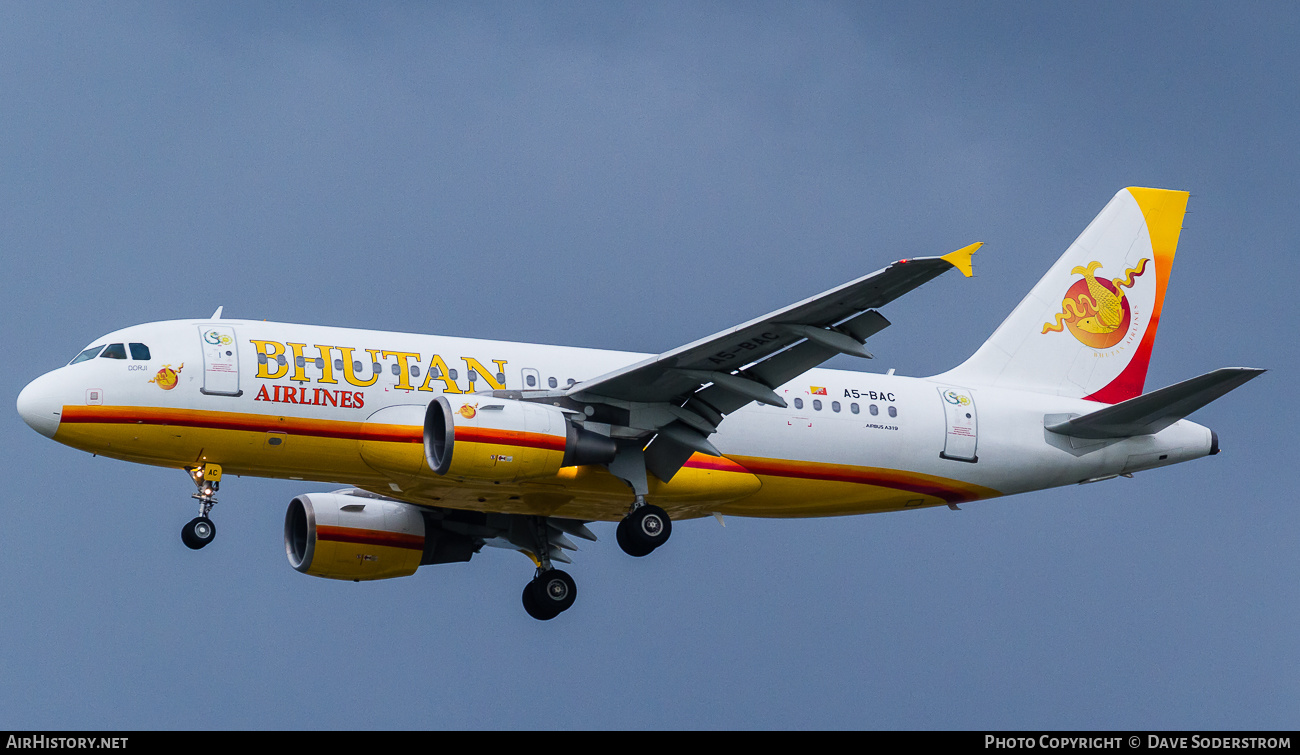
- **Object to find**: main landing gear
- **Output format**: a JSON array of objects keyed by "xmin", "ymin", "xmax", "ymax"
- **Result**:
[
  {"xmin": 606, "ymin": 449, "xmax": 672, "ymax": 558},
  {"xmin": 522, "ymin": 568, "xmax": 577, "ymax": 621},
  {"xmin": 182, "ymin": 463, "xmax": 222, "ymax": 550},
  {"xmin": 519, "ymin": 516, "xmax": 578, "ymax": 621},
  {"xmin": 616, "ymin": 498, "xmax": 672, "ymax": 557},
  {"xmin": 515, "ymin": 500, "xmax": 673, "ymax": 619}
]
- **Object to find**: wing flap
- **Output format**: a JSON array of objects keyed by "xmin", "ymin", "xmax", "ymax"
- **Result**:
[{"xmin": 697, "ymin": 339, "xmax": 838, "ymax": 415}]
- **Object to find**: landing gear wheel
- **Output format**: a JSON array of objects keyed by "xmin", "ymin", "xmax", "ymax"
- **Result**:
[
  {"xmin": 616, "ymin": 518, "xmax": 653, "ymax": 557},
  {"xmin": 522, "ymin": 569, "xmax": 576, "ymax": 620},
  {"xmin": 522, "ymin": 583, "xmax": 551, "ymax": 620},
  {"xmin": 617, "ymin": 504, "xmax": 672, "ymax": 557},
  {"xmin": 181, "ymin": 516, "xmax": 216, "ymax": 550}
]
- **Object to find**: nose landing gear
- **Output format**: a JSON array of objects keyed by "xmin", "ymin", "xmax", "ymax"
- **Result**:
[{"xmin": 183, "ymin": 463, "xmax": 222, "ymax": 550}]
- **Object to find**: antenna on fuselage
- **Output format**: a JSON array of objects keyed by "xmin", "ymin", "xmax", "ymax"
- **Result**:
[{"xmin": 210, "ymin": 306, "xmax": 223, "ymax": 320}]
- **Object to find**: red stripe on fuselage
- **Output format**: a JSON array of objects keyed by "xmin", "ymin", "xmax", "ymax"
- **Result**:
[
  {"xmin": 731, "ymin": 456, "xmax": 981, "ymax": 504},
  {"xmin": 59, "ymin": 405, "xmax": 422, "ymax": 443},
  {"xmin": 680, "ymin": 455, "xmax": 754, "ymax": 474},
  {"xmin": 59, "ymin": 407, "xmax": 990, "ymax": 503}
]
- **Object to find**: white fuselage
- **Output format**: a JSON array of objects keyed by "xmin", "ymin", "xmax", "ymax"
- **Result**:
[{"xmin": 17, "ymin": 317, "xmax": 1215, "ymax": 523}]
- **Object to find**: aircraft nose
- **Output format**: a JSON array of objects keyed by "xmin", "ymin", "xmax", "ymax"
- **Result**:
[{"xmin": 17, "ymin": 373, "xmax": 61, "ymax": 439}]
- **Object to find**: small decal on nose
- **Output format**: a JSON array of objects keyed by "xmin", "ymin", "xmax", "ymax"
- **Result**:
[
  {"xmin": 149, "ymin": 363, "xmax": 184, "ymax": 390},
  {"xmin": 86, "ymin": 389, "xmax": 102, "ymax": 405}
]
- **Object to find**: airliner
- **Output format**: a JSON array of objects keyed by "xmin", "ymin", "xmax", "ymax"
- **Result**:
[{"xmin": 17, "ymin": 187, "xmax": 1262, "ymax": 620}]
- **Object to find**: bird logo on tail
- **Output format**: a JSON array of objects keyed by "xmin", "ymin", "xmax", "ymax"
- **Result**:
[{"xmin": 1042, "ymin": 258, "xmax": 1149, "ymax": 350}]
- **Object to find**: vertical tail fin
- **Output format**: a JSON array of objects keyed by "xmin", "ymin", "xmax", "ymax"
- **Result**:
[{"xmin": 938, "ymin": 187, "xmax": 1189, "ymax": 403}]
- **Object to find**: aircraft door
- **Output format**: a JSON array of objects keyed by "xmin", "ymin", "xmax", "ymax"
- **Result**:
[
  {"xmin": 937, "ymin": 386, "xmax": 978, "ymax": 462},
  {"xmin": 199, "ymin": 325, "xmax": 242, "ymax": 397}
]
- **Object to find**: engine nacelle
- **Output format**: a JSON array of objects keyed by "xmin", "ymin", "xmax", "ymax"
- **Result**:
[
  {"xmin": 424, "ymin": 395, "xmax": 616, "ymax": 482},
  {"xmin": 285, "ymin": 492, "xmax": 426, "ymax": 581}
]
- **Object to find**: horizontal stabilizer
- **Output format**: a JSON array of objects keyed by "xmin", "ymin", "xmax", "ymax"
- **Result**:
[{"xmin": 1045, "ymin": 367, "xmax": 1264, "ymax": 439}]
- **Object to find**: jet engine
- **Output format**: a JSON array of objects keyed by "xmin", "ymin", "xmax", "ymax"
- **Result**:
[
  {"xmin": 424, "ymin": 395, "xmax": 616, "ymax": 482},
  {"xmin": 285, "ymin": 491, "xmax": 430, "ymax": 581}
]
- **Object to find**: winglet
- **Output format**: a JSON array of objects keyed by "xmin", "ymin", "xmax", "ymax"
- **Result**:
[{"xmin": 940, "ymin": 242, "xmax": 981, "ymax": 278}]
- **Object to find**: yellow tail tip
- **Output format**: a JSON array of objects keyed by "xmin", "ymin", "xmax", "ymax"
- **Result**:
[{"xmin": 941, "ymin": 242, "xmax": 982, "ymax": 278}]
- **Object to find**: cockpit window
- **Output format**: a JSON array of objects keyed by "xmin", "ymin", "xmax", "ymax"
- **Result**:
[
  {"xmin": 100, "ymin": 343, "xmax": 127, "ymax": 360},
  {"xmin": 129, "ymin": 343, "xmax": 151, "ymax": 361},
  {"xmin": 70, "ymin": 345, "xmax": 105, "ymax": 365}
]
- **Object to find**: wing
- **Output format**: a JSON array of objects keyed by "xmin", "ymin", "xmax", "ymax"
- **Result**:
[{"xmin": 564, "ymin": 243, "xmax": 980, "ymax": 482}]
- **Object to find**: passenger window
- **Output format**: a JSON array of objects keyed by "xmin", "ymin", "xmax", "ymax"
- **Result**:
[
  {"xmin": 372, "ymin": 361, "xmax": 381, "ymax": 374},
  {"xmin": 448, "ymin": 369, "xmax": 458, "ymax": 381},
  {"xmin": 870, "ymin": 404, "xmax": 879, "ymax": 416},
  {"xmin": 832, "ymin": 401, "xmax": 841, "ymax": 413},
  {"xmin": 258, "ymin": 353, "xmax": 267, "ymax": 365},
  {"xmin": 526, "ymin": 374, "xmax": 537, "ymax": 387},
  {"xmin": 469, "ymin": 370, "xmax": 479, "ymax": 383},
  {"xmin": 71, "ymin": 345, "xmax": 105, "ymax": 364},
  {"xmin": 431, "ymin": 367, "xmax": 441, "ymax": 378},
  {"xmin": 888, "ymin": 406, "xmax": 897, "ymax": 418},
  {"xmin": 794, "ymin": 398, "xmax": 804, "ymax": 410},
  {"xmin": 315, "ymin": 358, "xmax": 324, "ymax": 370},
  {"xmin": 497, "ymin": 373, "xmax": 507, "ymax": 384},
  {"xmin": 334, "ymin": 359, "xmax": 343, "ymax": 371},
  {"xmin": 390, "ymin": 363, "xmax": 400, "ymax": 376},
  {"xmin": 851, "ymin": 403, "xmax": 860, "ymax": 414},
  {"xmin": 296, "ymin": 356, "xmax": 306, "ymax": 368},
  {"xmin": 353, "ymin": 360, "xmax": 362, "ymax": 373},
  {"xmin": 129, "ymin": 343, "xmax": 151, "ymax": 361},
  {"xmin": 410, "ymin": 365, "xmax": 420, "ymax": 377},
  {"xmin": 566, "ymin": 378, "xmax": 576, "ymax": 386},
  {"xmin": 548, "ymin": 377, "xmax": 558, "ymax": 389},
  {"xmin": 100, "ymin": 343, "xmax": 127, "ymax": 359},
  {"xmin": 813, "ymin": 399, "xmax": 822, "ymax": 411},
  {"xmin": 277, "ymin": 355, "xmax": 287, "ymax": 366}
]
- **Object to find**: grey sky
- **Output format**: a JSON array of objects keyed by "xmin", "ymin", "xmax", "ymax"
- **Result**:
[{"xmin": 1, "ymin": 2, "xmax": 1295, "ymax": 728}]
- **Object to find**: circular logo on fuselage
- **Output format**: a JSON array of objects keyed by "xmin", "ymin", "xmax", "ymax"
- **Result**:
[{"xmin": 149, "ymin": 363, "xmax": 184, "ymax": 390}]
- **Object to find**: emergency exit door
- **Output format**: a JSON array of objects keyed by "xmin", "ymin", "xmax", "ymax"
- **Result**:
[
  {"xmin": 937, "ymin": 386, "xmax": 978, "ymax": 462},
  {"xmin": 199, "ymin": 325, "xmax": 242, "ymax": 397}
]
